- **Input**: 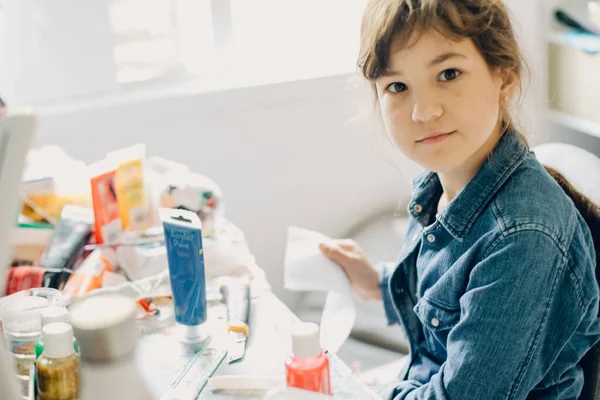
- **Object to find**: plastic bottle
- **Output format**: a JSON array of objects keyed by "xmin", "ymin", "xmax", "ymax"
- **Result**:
[
  {"xmin": 36, "ymin": 322, "xmax": 80, "ymax": 400},
  {"xmin": 36, "ymin": 306, "xmax": 79, "ymax": 358},
  {"xmin": 69, "ymin": 293, "xmax": 156, "ymax": 400},
  {"xmin": 285, "ymin": 322, "xmax": 332, "ymax": 396}
]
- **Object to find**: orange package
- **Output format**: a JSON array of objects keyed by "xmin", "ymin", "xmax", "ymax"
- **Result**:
[
  {"xmin": 90, "ymin": 162, "xmax": 122, "ymax": 244},
  {"xmin": 62, "ymin": 248, "xmax": 117, "ymax": 298}
]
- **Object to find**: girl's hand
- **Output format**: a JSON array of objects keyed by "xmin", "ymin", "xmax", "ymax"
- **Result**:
[{"xmin": 319, "ymin": 239, "xmax": 382, "ymax": 301}]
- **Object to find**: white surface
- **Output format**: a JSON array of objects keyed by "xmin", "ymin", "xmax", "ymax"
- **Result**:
[
  {"xmin": 207, "ymin": 375, "xmax": 283, "ymax": 390},
  {"xmin": 284, "ymin": 227, "xmax": 356, "ymax": 353},
  {"xmin": 265, "ymin": 386, "xmax": 334, "ymax": 400},
  {"xmin": 43, "ymin": 322, "xmax": 75, "ymax": 358},
  {"xmin": 80, "ymin": 351, "xmax": 155, "ymax": 400},
  {"xmin": 502, "ymin": 0, "xmax": 546, "ymax": 138}
]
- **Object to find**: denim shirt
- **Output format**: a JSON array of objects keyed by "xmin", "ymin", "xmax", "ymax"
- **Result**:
[{"xmin": 380, "ymin": 131, "xmax": 600, "ymax": 399}]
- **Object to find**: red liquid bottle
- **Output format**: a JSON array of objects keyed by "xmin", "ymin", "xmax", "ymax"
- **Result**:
[{"xmin": 285, "ymin": 322, "xmax": 332, "ymax": 396}]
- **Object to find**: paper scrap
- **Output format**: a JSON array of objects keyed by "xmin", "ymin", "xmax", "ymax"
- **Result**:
[{"xmin": 284, "ymin": 226, "xmax": 356, "ymax": 353}]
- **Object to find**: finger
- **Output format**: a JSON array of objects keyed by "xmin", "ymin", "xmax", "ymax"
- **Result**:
[
  {"xmin": 319, "ymin": 243, "xmax": 354, "ymax": 264},
  {"xmin": 333, "ymin": 238, "xmax": 357, "ymax": 251}
]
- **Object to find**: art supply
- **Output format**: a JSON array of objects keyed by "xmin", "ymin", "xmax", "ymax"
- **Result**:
[
  {"xmin": 1, "ymin": 296, "xmax": 49, "ymax": 379},
  {"xmin": 39, "ymin": 205, "xmax": 94, "ymax": 290},
  {"xmin": 36, "ymin": 306, "xmax": 78, "ymax": 358},
  {"xmin": 110, "ymin": 143, "xmax": 151, "ymax": 231},
  {"xmin": 69, "ymin": 293, "xmax": 155, "ymax": 400},
  {"xmin": 90, "ymin": 160, "xmax": 123, "ymax": 244},
  {"xmin": 115, "ymin": 228, "xmax": 167, "ymax": 281},
  {"xmin": 0, "ymin": 288, "xmax": 65, "ymax": 331},
  {"xmin": 62, "ymin": 248, "xmax": 117, "ymax": 298},
  {"xmin": 159, "ymin": 171, "xmax": 224, "ymax": 237},
  {"xmin": 4, "ymin": 265, "xmax": 47, "ymax": 295},
  {"xmin": 36, "ymin": 322, "xmax": 80, "ymax": 400},
  {"xmin": 161, "ymin": 208, "xmax": 207, "ymax": 343},
  {"xmin": 285, "ymin": 322, "xmax": 332, "ymax": 396},
  {"xmin": 221, "ymin": 282, "xmax": 251, "ymax": 363}
]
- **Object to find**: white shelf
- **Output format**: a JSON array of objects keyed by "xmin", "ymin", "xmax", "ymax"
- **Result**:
[{"xmin": 547, "ymin": 109, "xmax": 600, "ymax": 139}]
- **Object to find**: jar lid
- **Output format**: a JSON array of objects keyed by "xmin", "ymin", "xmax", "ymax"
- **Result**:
[
  {"xmin": 291, "ymin": 322, "xmax": 321, "ymax": 358},
  {"xmin": 43, "ymin": 322, "xmax": 74, "ymax": 358},
  {"xmin": 69, "ymin": 293, "xmax": 138, "ymax": 363}
]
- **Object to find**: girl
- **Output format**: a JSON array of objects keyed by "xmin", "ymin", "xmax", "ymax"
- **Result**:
[{"xmin": 320, "ymin": 0, "xmax": 600, "ymax": 399}]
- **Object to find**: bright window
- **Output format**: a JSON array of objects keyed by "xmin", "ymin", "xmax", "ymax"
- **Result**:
[{"xmin": 0, "ymin": 0, "xmax": 367, "ymax": 105}]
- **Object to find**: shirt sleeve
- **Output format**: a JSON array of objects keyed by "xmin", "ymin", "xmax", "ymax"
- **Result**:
[{"xmin": 393, "ymin": 229, "xmax": 585, "ymax": 400}]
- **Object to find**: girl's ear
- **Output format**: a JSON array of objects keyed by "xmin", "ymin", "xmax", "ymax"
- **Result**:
[{"xmin": 499, "ymin": 67, "xmax": 518, "ymax": 101}]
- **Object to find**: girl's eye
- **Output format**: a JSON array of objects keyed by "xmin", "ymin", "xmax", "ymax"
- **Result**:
[
  {"xmin": 440, "ymin": 69, "xmax": 461, "ymax": 82},
  {"xmin": 387, "ymin": 82, "xmax": 408, "ymax": 93}
]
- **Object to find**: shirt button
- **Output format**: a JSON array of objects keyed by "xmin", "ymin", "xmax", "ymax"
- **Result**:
[
  {"xmin": 431, "ymin": 318, "xmax": 440, "ymax": 327},
  {"xmin": 427, "ymin": 234, "xmax": 436, "ymax": 243},
  {"xmin": 412, "ymin": 204, "xmax": 423, "ymax": 213}
]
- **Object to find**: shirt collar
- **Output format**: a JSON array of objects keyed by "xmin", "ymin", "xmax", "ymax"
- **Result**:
[{"xmin": 408, "ymin": 130, "xmax": 530, "ymax": 240}]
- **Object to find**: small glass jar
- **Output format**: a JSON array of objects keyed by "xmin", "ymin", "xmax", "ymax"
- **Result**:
[{"xmin": 36, "ymin": 322, "xmax": 80, "ymax": 400}]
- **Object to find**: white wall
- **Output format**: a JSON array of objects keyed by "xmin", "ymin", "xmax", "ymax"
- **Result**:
[
  {"xmin": 34, "ymin": 75, "xmax": 422, "ymax": 305},
  {"xmin": 503, "ymin": 0, "xmax": 546, "ymax": 140}
]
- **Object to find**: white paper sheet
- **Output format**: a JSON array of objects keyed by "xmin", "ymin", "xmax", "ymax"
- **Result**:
[{"xmin": 284, "ymin": 226, "xmax": 356, "ymax": 353}]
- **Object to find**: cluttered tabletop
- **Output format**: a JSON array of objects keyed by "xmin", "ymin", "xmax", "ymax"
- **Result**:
[{"xmin": 0, "ymin": 145, "xmax": 380, "ymax": 400}]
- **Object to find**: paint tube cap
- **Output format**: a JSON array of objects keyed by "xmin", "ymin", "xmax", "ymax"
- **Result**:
[
  {"xmin": 291, "ymin": 322, "xmax": 321, "ymax": 358},
  {"xmin": 69, "ymin": 293, "xmax": 138, "ymax": 363},
  {"xmin": 43, "ymin": 322, "xmax": 75, "ymax": 358}
]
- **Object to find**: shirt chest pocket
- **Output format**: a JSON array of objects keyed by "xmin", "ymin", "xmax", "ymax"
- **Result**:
[{"xmin": 414, "ymin": 297, "xmax": 461, "ymax": 362}]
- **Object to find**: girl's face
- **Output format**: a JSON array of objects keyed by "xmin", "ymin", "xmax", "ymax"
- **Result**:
[{"xmin": 375, "ymin": 29, "xmax": 510, "ymax": 174}]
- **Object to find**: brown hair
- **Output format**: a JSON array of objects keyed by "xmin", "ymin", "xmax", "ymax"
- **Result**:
[{"xmin": 357, "ymin": 0, "xmax": 600, "ymax": 268}]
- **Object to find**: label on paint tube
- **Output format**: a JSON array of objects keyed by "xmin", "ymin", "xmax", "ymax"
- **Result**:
[
  {"xmin": 40, "ymin": 205, "xmax": 94, "ymax": 289},
  {"xmin": 160, "ymin": 208, "xmax": 207, "ymax": 326}
]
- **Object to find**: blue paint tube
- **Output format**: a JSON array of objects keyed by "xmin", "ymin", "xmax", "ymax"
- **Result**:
[{"xmin": 160, "ymin": 208, "xmax": 206, "ymax": 339}]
